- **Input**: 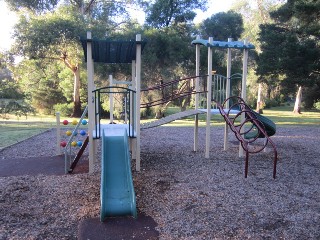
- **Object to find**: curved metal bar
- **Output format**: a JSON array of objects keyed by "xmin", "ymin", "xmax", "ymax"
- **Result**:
[
  {"xmin": 216, "ymin": 96, "xmax": 278, "ymax": 178},
  {"xmin": 93, "ymin": 86, "xmax": 136, "ymax": 94}
]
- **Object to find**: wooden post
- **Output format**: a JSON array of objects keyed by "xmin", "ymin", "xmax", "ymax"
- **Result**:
[
  {"xmin": 87, "ymin": 31, "xmax": 96, "ymax": 173},
  {"xmin": 205, "ymin": 37, "xmax": 213, "ymax": 159},
  {"xmin": 56, "ymin": 112, "xmax": 61, "ymax": 155}
]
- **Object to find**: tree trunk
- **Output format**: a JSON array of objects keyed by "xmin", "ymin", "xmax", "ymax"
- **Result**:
[
  {"xmin": 72, "ymin": 65, "xmax": 82, "ymax": 117},
  {"xmin": 293, "ymin": 86, "xmax": 302, "ymax": 114},
  {"xmin": 60, "ymin": 53, "xmax": 82, "ymax": 118},
  {"xmin": 256, "ymin": 83, "xmax": 263, "ymax": 114},
  {"xmin": 155, "ymin": 107, "xmax": 165, "ymax": 119},
  {"xmin": 180, "ymin": 96, "xmax": 190, "ymax": 112}
]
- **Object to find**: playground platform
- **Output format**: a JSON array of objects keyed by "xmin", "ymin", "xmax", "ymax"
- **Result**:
[{"xmin": 93, "ymin": 123, "xmax": 137, "ymax": 138}]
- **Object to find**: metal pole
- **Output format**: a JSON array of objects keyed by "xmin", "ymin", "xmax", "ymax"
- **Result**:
[
  {"xmin": 224, "ymin": 38, "xmax": 232, "ymax": 150},
  {"xmin": 109, "ymin": 75, "xmax": 114, "ymax": 123},
  {"xmin": 194, "ymin": 35, "xmax": 200, "ymax": 152},
  {"xmin": 135, "ymin": 34, "xmax": 142, "ymax": 171},
  {"xmin": 239, "ymin": 39, "xmax": 249, "ymax": 158},
  {"xmin": 205, "ymin": 37, "xmax": 213, "ymax": 159}
]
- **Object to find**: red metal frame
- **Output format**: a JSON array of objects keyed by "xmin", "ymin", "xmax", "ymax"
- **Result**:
[
  {"xmin": 216, "ymin": 96, "xmax": 278, "ymax": 178},
  {"xmin": 140, "ymin": 75, "xmax": 208, "ymax": 108}
]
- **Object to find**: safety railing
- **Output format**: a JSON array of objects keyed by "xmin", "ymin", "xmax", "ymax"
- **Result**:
[
  {"xmin": 93, "ymin": 86, "xmax": 136, "ymax": 139},
  {"xmin": 140, "ymin": 75, "xmax": 208, "ymax": 108}
]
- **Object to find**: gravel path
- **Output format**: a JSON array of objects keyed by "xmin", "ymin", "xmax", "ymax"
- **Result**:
[{"xmin": 0, "ymin": 125, "xmax": 319, "ymax": 239}]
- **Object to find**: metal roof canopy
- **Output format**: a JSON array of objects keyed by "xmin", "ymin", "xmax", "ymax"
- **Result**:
[
  {"xmin": 80, "ymin": 38, "xmax": 147, "ymax": 63},
  {"xmin": 191, "ymin": 39, "xmax": 255, "ymax": 50}
]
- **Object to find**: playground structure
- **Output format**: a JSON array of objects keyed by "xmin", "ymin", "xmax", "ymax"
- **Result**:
[
  {"xmin": 77, "ymin": 32, "xmax": 277, "ymax": 221},
  {"xmin": 191, "ymin": 37, "xmax": 277, "ymax": 177},
  {"xmin": 80, "ymin": 33, "xmax": 145, "ymax": 221}
]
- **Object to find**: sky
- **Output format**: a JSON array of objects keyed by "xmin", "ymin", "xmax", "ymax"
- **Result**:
[
  {"xmin": 0, "ymin": 1, "xmax": 18, "ymax": 51},
  {"xmin": 0, "ymin": 0, "xmax": 236, "ymax": 51}
]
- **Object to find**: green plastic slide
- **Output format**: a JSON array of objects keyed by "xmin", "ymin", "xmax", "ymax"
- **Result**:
[
  {"xmin": 245, "ymin": 112, "xmax": 276, "ymax": 139},
  {"xmin": 100, "ymin": 128, "xmax": 137, "ymax": 221}
]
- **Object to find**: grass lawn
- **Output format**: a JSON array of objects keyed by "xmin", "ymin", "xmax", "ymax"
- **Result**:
[
  {"xmin": 0, "ymin": 113, "xmax": 85, "ymax": 150},
  {"xmin": 0, "ymin": 125, "xmax": 48, "ymax": 149},
  {"xmin": 262, "ymin": 106, "xmax": 320, "ymax": 125},
  {"xmin": 161, "ymin": 105, "xmax": 320, "ymax": 127},
  {"xmin": 0, "ymin": 105, "xmax": 319, "ymax": 149}
]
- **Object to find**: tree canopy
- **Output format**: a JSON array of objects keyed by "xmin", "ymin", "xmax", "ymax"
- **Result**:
[
  {"xmin": 257, "ymin": 0, "xmax": 320, "ymax": 108},
  {"xmin": 199, "ymin": 11, "xmax": 244, "ymax": 40},
  {"xmin": 143, "ymin": 0, "xmax": 207, "ymax": 28},
  {"xmin": 5, "ymin": 0, "xmax": 319, "ymax": 118}
]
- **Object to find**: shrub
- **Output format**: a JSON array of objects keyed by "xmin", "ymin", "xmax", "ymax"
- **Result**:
[
  {"xmin": 264, "ymin": 99, "xmax": 280, "ymax": 109},
  {"xmin": 0, "ymin": 99, "xmax": 35, "ymax": 119},
  {"xmin": 54, "ymin": 103, "xmax": 73, "ymax": 117},
  {"xmin": 314, "ymin": 101, "xmax": 320, "ymax": 111}
]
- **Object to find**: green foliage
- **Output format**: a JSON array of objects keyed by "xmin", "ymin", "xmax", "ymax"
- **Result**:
[
  {"xmin": 199, "ymin": 11, "xmax": 244, "ymax": 40},
  {"xmin": 0, "ymin": 99, "xmax": 35, "ymax": 119},
  {"xmin": 54, "ymin": 103, "xmax": 73, "ymax": 117},
  {"xmin": 7, "ymin": 1, "xmax": 136, "ymax": 116},
  {"xmin": 314, "ymin": 101, "xmax": 320, "ymax": 111},
  {"xmin": 144, "ymin": 0, "xmax": 207, "ymax": 28},
  {"xmin": 13, "ymin": 6, "xmax": 86, "ymax": 59},
  {"xmin": 32, "ymin": 83, "xmax": 66, "ymax": 115},
  {"xmin": 0, "ymin": 79, "xmax": 24, "ymax": 99},
  {"xmin": 142, "ymin": 27, "xmax": 194, "ymax": 86},
  {"xmin": 5, "ymin": 0, "xmax": 59, "ymax": 13},
  {"xmin": 257, "ymin": 0, "xmax": 320, "ymax": 108},
  {"xmin": 5, "ymin": 0, "xmax": 254, "ymax": 115},
  {"xmin": 14, "ymin": 59, "xmax": 67, "ymax": 114},
  {"xmin": 264, "ymin": 98, "xmax": 280, "ymax": 109},
  {"xmin": 0, "ymin": 54, "xmax": 22, "ymax": 100},
  {"xmin": 303, "ymin": 85, "xmax": 320, "ymax": 109},
  {"xmin": 230, "ymin": 0, "xmax": 284, "ymax": 48}
]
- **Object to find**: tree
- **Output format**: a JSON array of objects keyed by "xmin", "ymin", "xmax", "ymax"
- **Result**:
[
  {"xmin": 7, "ymin": 0, "xmax": 135, "ymax": 116},
  {"xmin": 5, "ymin": 0, "xmax": 59, "ymax": 13},
  {"xmin": 257, "ymin": 0, "xmax": 320, "ymax": 108},
  {"xmin": 143, "ymin": 0, "xmax": 207, "ymax": 28},
  {"xmin": 199, "ymin": 11, "xmax": 244, "ymax": 40},
  {"xmin": 12, "ymin": 6, "xmax": 86, "ymax": 116},
  {"xmin": 195, "ymin": 11, "xmax": 246, "ymax": 84},
  {"xmin": 230, "ymin": 0, "xmax": 285, "ymax": 49},
  {"xmin": 140, "ymin": 26, "xmax": 196, "ymax": 117},
  {"xmin": 12, "ymin": 59, "xmax": 67, "ymax": 114},
  {"xmin": 0, "ymin": 51, "xmax": 23, "ymax": 100}
]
